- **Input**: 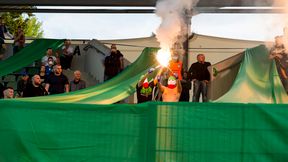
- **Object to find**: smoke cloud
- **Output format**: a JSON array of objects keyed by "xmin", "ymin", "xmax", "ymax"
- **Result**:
[
  {"xmin": 155, "ymin": 0, "xmax": 199, "ymax": 52},
  {"xmin": 271, "ymin": 0, "xmax": 288, "ymax": 46}
]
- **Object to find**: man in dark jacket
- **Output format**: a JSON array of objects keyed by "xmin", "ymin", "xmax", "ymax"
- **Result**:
[
  {"xmin": 45, "ymin": 65, "xmax": 69, "ymax": 95},
  {"xmin": 104, "ymin": 44, "xmax": 124, "ymax": 81},
  {"xmin": 23, "ymin": 75, "xmax": 48, "ymax": 97},
  {"xmin": 188, "ymin": 54, "xmax": 211, "ymax": 102}
]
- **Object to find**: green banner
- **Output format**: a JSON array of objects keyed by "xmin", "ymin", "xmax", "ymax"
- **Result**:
[
  {"xmin": 0, "ymin": 101, "xmax": 288, "ymax": 162},
  {"xmin": 215, "ymin": 45, "xmax": 288, "ymax": 103}
]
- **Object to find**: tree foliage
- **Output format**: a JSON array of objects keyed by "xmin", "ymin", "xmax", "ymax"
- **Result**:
[{"xmin": 1, "ymin": 12, "xmax": 43, "ymax": 38}]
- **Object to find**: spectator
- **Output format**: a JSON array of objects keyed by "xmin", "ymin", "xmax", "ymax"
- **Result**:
[
  {"xmin": 45, "ymin": 56, "xmax": 55, "ymax": 77},
  {"xmin": 283, "ymin": 26, "xmax": 288, "ymax": 52},
  {"xmin": 179, "ymin": 71, "xmax": 192, "ymax": 101},
  {"xmin": 13, "ymin": 26, "xmax": 25, "ymax": 55},
  {"xmin": 41, "ymin": 48, "xmax": 58, "ymax": 66},
  {"xmin": 45, "ymin": 65, "xmax": 69, "ymax": 95},
  {"xmin": 23, "ymin": 75, "xmax": 48, "ymax": 97},
  {"xmin": 157, "ymin": 75, "xmax": 182, "ymax": 102},
  {"xmin": 168, "ymin": 51, "xmax": 183, "ymax": 80},
  {"xmin": 70, "ymin": 70, "xmax": 86, "ymax": 92},
  {"xmin": 136, "ymin": 68, "xmax": 157, "ymax": 103},
  {"xmin": 16, "ymin": 73, "xmax": 29, "ymax": 97},
  {"xmin": 39, "ymin": 65, "xmax": 46, "ymax": 84},
  {"xmin": 0, "ymin": 82, "xmax": 4, "ymax": 98},
  {"xmin": 269, "ymin": 35, "xmax": 288, "ymax": 93},
  {"xmin": 269, "ymin": 36, "xmax": 286, "ymax": 60},
  {"xmin": 3, "ymin": 87, "xmax": 14, "ymax": 99},
  {"xmin": 157, "ymin": 68, "xmax": 171, "ymax": 101},
  {"xmin": 104, "ymin": 44, "xmax": 124, "ymax": 81},
  {"xmin": 60, "ymin": 39, "xmax": 74, "ymax": 70},
  {"xmin": 189, "ymin": 54, "xmax": 211, "ymax": 102},
  {"xmin": 112, "ymin": 44, "xmax": 124, "ymax": 71},
  {"xmin": 0, "ymin": 16, "xmax": 13, "ymax": 60}
]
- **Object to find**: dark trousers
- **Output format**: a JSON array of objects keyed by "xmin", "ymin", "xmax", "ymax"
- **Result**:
[
  {"xmin": 60, "ymin": 55, "xmax": 73, "ymax": 69},
  {"xmin": 0, "ymin": 42, "xmax": 5, "ymax": 60},
  {"xmin": 192, "ymin": 80, "xmax": 208, "ymax": 102},
  {"xmin": 13, "ymin": 45, "xmax": 24, "ymax": 55},
  {"xmin": 180, "ymin": 91, "xmax": 190, "ymax": 101}
]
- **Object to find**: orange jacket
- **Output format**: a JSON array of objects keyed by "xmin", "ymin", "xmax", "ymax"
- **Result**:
[{"xmin": 168, "ymin": 60, "xmax": 183, "ymax": 80}]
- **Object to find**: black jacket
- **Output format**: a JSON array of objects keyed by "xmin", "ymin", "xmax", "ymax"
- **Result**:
[{"xmin": 188, "ymin": 62, "xmax": 211, "ymax": 81}]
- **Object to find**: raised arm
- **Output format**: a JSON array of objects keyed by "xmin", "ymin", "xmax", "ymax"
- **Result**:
[{"xmin": 45, "ymin": 83, "xmax": 50, "ymax": 93}]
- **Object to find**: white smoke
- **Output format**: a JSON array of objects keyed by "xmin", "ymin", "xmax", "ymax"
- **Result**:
[
  {"xmin": 271, "ymin": 0, "xmax": 288, "ymax": 47},
  {"xmin": 155, "ymin": 0, "xmax": 199, "ymax": 52}
]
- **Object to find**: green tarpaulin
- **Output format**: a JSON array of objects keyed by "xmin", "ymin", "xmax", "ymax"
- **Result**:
[
  {"xmin": 215, "ymin": 45, "xmax": 288, "ymax": 103},
  {"xmin": 0, "ymin": 39, "xmax": 64, "ymax": 78}
]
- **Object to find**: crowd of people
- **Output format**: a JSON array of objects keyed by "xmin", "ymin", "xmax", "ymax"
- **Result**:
[
  {"xmin": 1, "ymin": 14, "xmax": 288, "ymax": 103},
  {"xmin": 0, "ymin": 15, "xmax": 213, "ymax": 102},
  {"xmin": 0, "ymin": 42, "xmax": 125, "ymax": 99},
  {"xmin": 0, "ymin": 43, "xmax": 87, "ymax": 98},
  {"xmin": 1, "ymin": 40, "xmax": 211, "ymax": 103},
  {"xmin": 136, "ymin": 52, "xmax": 211, "ymax": 103}
]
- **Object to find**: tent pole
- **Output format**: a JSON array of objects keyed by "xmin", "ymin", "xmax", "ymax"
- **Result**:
[{"xmin": 182, "ymin": 9, "xmax": 192, "ymax": 71}]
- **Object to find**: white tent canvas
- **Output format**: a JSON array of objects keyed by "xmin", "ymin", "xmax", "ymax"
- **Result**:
[{"xmin": 101, "ymin": 33, "xmax": 263, "ymax": 66}]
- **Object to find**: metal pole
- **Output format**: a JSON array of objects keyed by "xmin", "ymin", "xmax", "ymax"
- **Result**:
[{"xmin": 182, "ymin": 9, "xmax": 192, "ymax": 71}]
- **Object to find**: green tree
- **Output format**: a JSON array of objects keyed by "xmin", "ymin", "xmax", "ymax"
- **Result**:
[{"xmin": 1, "ymin": 12, "xmax": 43, "ymax": 38}]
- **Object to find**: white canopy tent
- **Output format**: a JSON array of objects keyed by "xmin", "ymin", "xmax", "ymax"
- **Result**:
[{"xmin": 101, "ymin": 33, "xmax": 263, "ymax": 66}]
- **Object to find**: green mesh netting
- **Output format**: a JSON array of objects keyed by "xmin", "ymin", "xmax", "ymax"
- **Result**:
[
  {"xmin": 0, "ymin": 39, "xmax": 64, "ymax": 78},
  {"xmin": 0, "ymin": 101, "xmax": 288, "ymax": 162}
]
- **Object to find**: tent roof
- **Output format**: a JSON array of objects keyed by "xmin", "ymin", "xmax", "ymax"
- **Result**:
[{"xmin": 101, "ymin": 33, "xmax": 264, "ymax": 63}]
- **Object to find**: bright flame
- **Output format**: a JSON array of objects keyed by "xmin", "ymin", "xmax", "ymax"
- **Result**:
[{"xmin": 156, "ymin": 48, "xmax": 171, "ymax": 67}]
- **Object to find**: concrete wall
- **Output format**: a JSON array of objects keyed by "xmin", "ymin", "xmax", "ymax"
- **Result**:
[{"xmin": 82, "ymin": 41, "xmax": 108, "ymax": 83}]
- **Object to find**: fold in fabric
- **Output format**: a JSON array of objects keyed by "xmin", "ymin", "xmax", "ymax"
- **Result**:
[{"xmin": 215, "ymin": 45, "xmax": 288, "ymax": 103}]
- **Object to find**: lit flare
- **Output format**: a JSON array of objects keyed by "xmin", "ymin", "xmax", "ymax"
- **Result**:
[{"xmin": 156, "ymin": 48, "xmax": 171, "ymax": 67}]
